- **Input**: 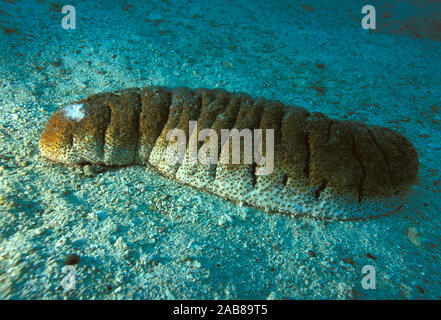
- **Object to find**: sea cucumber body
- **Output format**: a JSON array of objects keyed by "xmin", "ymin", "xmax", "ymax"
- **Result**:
[{"xmin": 39, "ymin": 86, "xmax": 419, "ymax": 220}]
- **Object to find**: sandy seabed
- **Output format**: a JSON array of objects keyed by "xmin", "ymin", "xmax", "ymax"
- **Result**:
[{"xmin": 0, "ymin": 0, "xmax": 440, "ymax": 299}]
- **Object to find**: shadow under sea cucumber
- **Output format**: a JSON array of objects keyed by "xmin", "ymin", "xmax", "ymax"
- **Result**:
[{"xmin": 39, "ymin": 86, "xmax": 419, "ymax": 220}]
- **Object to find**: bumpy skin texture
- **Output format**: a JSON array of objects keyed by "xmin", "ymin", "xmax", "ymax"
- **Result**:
[{"xmin": 39, "ymin": 86, "xmax": 419, "ymax": 220}]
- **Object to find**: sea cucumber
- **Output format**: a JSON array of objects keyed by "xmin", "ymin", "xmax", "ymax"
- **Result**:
[{"xmin": 39, "ymin": 86, "xmax": 419, "ymax": 220}]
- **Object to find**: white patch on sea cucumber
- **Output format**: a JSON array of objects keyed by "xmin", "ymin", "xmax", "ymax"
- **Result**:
[{"xmin": 63, "ymin": 103, "xmax": 85, "ymax": 121}]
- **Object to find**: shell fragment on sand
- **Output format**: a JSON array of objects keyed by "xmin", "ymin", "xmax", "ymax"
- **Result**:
[{"xmin": 39, "ymin": 86, "xmax": 419, "ymax": 220}]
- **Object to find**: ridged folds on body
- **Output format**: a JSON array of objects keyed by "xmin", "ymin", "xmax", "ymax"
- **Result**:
[{"xmin": 39, "ymin": 86, "xmax": 419, "ymax": 220}]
